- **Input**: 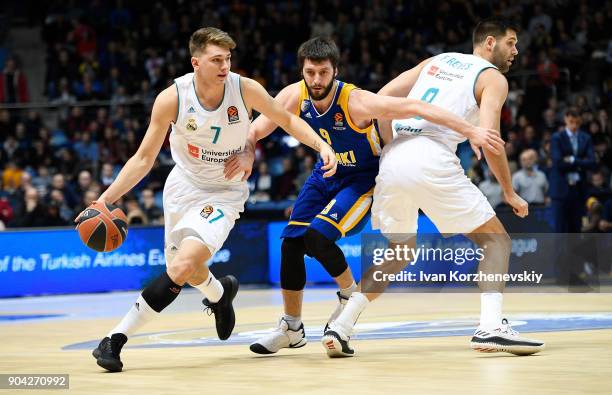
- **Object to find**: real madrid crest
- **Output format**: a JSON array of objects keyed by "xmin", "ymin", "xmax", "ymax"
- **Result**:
[
  {"xmin": 186, "ymin": 118, "xmax": 198, "ymax": 131},
  {"xmin": 300, "ymin": 99, "xmax": 310, "ymax": 112}
]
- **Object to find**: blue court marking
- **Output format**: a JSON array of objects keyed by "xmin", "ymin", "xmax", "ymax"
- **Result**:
[
  {"xmin": 0, "ymin": 314, "xmax": 66, "ymax": 321},
  {"xmin": 63, "ymin": 313, "xmax": 612, "ymax": 351}
]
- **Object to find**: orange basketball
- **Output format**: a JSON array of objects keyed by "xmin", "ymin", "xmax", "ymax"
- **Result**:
[{"xmin": 76, "ymin": 201, "xmax": 128, "ymax": 252}]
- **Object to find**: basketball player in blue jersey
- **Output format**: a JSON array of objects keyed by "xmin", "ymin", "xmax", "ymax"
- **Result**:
[
  {"xmin": 79, "ymin": 28, "xmax": 338, "ymax": 372},
  {"xmin": 323, "ymin": 19, "xmax": 546, "ymax": 358},
  {"xmin": 224, "ymin": 37, "xmax": 503, "ymax": 355}
]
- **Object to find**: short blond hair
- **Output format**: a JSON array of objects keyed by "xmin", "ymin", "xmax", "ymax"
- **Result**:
[{"xmin": 189, "ymin": 27, "xmax": 236, "ymax": 56}]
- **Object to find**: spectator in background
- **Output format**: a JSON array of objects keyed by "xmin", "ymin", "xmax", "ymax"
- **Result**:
[
  {"xmin": 73, "ymin": 132, "xmax": 99, "ymax": 166},
  {"xmin": 124, "ymin": 196, "xmax": 147, "ymax": 225},
  {"xmin": 1, "ymin": 161, "xmax": 23, "ymax": 192},
  {"xmin": 295, "ymin": 155, "xmax": 314, "ymax": 191},
  {"xmin": 479, "ymin": 168, "xmax": 503, "ymax": 209},
  {"xmin": 44, "ymin": 201, "xmax": 69, "ymax": 226},
  {"xmin": 0, "ymin": 57, "xmax": 29, "ymax": 103},
  {"xmin": 32, "ymin": 165, "xmax": 52, "ymax": 197},
  {"xmin": 512, "ymin": 149, "xmax": 548, "ymax": 205},
  {"xmin": 16, "ymin": 187, "xmax": 47, "ymax": 227},
  {"xmin": 0, "ymin": 194, "xmax": 14, "ymax": 226},
  {"xmin": 145, "ymin": 159, "xmax": 170, "ymax": 193},
  {"xmin": 586, "ymin": 171, "xmax": 611, "ymax": 203},
  {"xmin": 140, "ymin": 188, "xmax": 163, "ymax": 224},
  {"xmin": 100, "ymin": 162, "xmax": 116, "ymax": 189},
  {"xmin": 582, "ymin": 197, "xmax": 603, "ymax": 233},
  {"xmin": 50, "ymin": 173, "xmax": 78, "ymax": 209},
  {"xmin": 48, "ymin": 189, "xmax": 73, "ymax": 223},
  {"xmin": 273, "ymin": 158, "xmax": 297, "ymax": 200},
  {"xmin": 74, "ymin": 169, "xmax": 94, "ymax": 197},
  {"xmin": 252, "ymin": 162, "xmax": 272, "ymax": 202},
  {"xmin": 600, "ymin": 198, "xmax": 612, "ymax": 232},
  {"xmin": 550, "ymin": 109, "xmax": 597, "ymax": 232}
]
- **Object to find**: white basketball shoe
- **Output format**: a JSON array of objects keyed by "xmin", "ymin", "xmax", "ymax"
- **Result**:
[
  {"xmin": 324, "ymin": 291, "xmax": 349, "ymax": 333},
  {"xmin": 470, "ymin": 318, "xmax": 545, "ymax": 355},
  {"xmin": 321, "ymin": 321, "xmax": 355, "ymax": 358},
  {"xmin": 250, "ymin": 317, "xmax": 307, "ymax": 354}
]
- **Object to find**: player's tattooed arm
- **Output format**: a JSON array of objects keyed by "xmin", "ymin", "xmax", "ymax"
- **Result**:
[
  {"xmin": 225, "ymin": 83, "xmax": 301, "ymax": 180},
  {"xmin": 370, "ymin": 59, "xmax": 432, "ymax": 145}
]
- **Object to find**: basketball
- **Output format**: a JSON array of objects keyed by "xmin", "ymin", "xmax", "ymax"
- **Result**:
[{"xmin": 76, "ymin": 201, "xmax": 128, "ymax": 252}]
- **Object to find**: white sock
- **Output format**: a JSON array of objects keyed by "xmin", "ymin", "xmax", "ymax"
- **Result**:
[
  {"xmin": 193, "ymin": 271, "xmax": 224, "ymax": 303},
  {"xmin": 339, "ymin": 281, "xmax": 357, "ymax": 299},
  {"xmin": 108, "ymin": 295, "xmax": 159, "ymax": 338},
  {"xmin": 480, "ymin": 292, "xmax": 503, "ymax": 329},
  {"xmin": 332, "ymin": 291, "xmax": 369, "ymax": 336},
  {"xmin": 282, "ymin": 314, "xmax": 302, "ymax": 331}
]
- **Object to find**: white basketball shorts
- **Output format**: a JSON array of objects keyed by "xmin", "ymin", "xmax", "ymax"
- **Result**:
[
  {"xmin": 163, "ymin": 166, "xmax": 249, "ymax": 256},
  {"xmin": 372, "ymin": 136, "xmax": 495, "ymax": 239}
]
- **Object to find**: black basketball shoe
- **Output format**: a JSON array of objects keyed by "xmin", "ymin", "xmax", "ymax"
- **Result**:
[
  {"xmin": 202, "ymin": 275, "xmax": 239, "ymax": 340},
  {"xmin": 92, "ymin": 333, "xmax": 128, "ymax": 372}
]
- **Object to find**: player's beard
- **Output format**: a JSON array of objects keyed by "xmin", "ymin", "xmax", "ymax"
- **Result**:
[
  {"xmin": 306, "ymin": 79, "xmax": 335, "ymax": 101},
  {"xmin": 491, "ymin": 46, "xmax": 511, "ymax": 73}
]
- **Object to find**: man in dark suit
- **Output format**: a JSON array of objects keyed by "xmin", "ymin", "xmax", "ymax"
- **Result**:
[
  {"xmin": 549, "ymin": 109, "xmax": 596, "ymax": 232},
  {"xmin": 550, "ymin": 109, "xmax": 597, "ymax": 286}
]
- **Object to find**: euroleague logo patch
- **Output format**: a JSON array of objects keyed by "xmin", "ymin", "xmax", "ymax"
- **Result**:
[
  {"xmin": 427, "ymin": 65, "xmax": 439, "ymax": 76},
  {"xmin": 200, "ymin": 205, "xmax": 214, "ymax": 219},
  {"xmin": 334, "ymin": 112, "xmax": 344, "ymax": 127},
  {"xmin": 227, "ymin": 106, "xmax": 240, "ymax": 124}
]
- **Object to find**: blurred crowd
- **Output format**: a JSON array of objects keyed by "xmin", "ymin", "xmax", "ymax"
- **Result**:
[{"xmin": 1, "ymin": 0, "xmax": 611, "ymax": 231}]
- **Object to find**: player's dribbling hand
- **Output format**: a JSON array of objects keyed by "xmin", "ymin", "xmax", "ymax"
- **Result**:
[
  {"xmin": 467, "ymin": 126, "xmax": 505, "ymax": 160},
  {"xmin": 224, "ymin": 149, "xmax": 255, "ymax": 181},
  {"xmin": 504, "ymin": 190, "xmax": 528, "ymax": 218},
  {"xmin": 319, "ymin": 143, "xmax": 337, "ymax": 178},
  {"xmin": 73, "ymin": 198, "xmax": 108, "ymax": 223}
]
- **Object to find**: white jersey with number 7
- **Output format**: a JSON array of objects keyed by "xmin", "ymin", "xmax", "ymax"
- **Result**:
[{"xmin": 170, "ymin": 71, "xmax": 250, "ymax": 187}]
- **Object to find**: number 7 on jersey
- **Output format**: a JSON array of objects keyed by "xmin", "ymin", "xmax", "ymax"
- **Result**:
[{"xmin": 211, "ymin": 126, "xmax": 222, "ymax": 144}]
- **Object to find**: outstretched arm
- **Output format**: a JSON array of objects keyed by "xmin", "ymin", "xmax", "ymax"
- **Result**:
[
  {"xmin": 374, "ymin": 59, "xmax": 431, "ymax": 145},
  {"xmin": 87, "ymin": 86, "xmax": 176, "ymax": 207},
  {"xmin": 241, "ymin": 77, "xmax": 337, "ymax": 177},
  {"xmin": 348, "ymin": 89, "xmax": 504, "ymax": 157}
]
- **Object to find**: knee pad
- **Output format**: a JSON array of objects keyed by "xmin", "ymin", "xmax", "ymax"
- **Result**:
[
  {"xmin": 280, "ymin": 237, "xmax": 306, "ymax": 291},
  {"xmin": 303, "ymin": 228, "xmax": 348, "ymax": 278}
]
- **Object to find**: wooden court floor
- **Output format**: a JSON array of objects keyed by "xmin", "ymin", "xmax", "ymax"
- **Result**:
[{"xmin": 1, "ymin": 289, "xmax": 611, "ymax": 394}]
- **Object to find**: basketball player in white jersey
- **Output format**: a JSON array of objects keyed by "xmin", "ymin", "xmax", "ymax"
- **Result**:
[
  {"xmin": 322, "ymin": 19, "xmax": 545, "ymax": 357},
  {"xmin": 81, "ymin": 27, "xmax": 337, "ymax": 372}
]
